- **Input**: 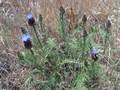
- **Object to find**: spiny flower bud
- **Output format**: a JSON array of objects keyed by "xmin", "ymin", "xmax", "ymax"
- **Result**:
[
  {"xmin": 39, "ymin": 14, "xmax": 43, "ymax": 22},
  {"xmin": 106, "ymin": 20, "xmax": 111, "ymax": 29},
  {"xmin": 84, "ymin": 61, "xmax": 88, "ymax": 67},
  {"xmin": 21, "ymin": 27, "xmax": 27, "ymax": 34},
  {"xmin": 26, "ymin": 12, "xmax": 35, "ymax": 26},
  {"xmin": 82, "ymin": 15, "xmax": 87, "ymax": 24},
  {"xmin": 59, "ymin": 6, "xmax": 65, "ymax": 16}
]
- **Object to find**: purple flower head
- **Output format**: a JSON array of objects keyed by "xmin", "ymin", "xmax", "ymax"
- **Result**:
[
  {"xmin": 20, "ymin": 27, "xmax": 32, "ymax": 49},
  {"xmin": 90, "ymin": 47, "xmax": 98, "ymax": 61},
  {"xmin": 26, "ymin": 12, "xmax": 33, "ymax": 20},
  {"xmin": 91, "ymin": 47, "xmax": 97, "ymax": 55},
  {"xmin": 26, "ymin": 12, "xmax": 35, "ymax": 26},
  {"xmin": 21, "ymin": 33, "xmax": 31, "ymax": 42}
]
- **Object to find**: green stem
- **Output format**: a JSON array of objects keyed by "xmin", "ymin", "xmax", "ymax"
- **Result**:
[
  {"xmin": 30, "ymin": 48, "xmax": 34, "ymax": 56},
  {"xmin": 104, "ymin": 28, "xmax": 109, "ymax": 54},
  {"xmin": 82, "ymin": 25, "xmax": 87, "ymax": 58}
]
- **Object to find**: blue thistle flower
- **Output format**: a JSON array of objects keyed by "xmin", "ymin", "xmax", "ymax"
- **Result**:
[
  {"xmin": 26, "ymin": 12, "xmax": 33, "ymax": 20},
  {"xmin": 21, "ymin": 27, "xmax": 32, "ymax": 49},
  {"xmin": 26, "ymin": 12, "xmax": 35, "ymax": 26},
  {"xmin": 90, "ymin": 47, "xmax": 98, "ymax": 61},
  {"xmin": 21, "ymin": 33, "xmax": 32, "ymax": 49},
  {"xmin": 21, "ymin": 33, "xmax": 31, "ymax": 42}
]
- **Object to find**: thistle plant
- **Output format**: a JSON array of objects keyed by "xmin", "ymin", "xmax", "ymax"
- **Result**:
[
  {"xmin": 1, "ymin": 0, "xmax": 119, "ymax": 90},
  {"xmin": 16, "ymin": 6, "xmax": 114, "ymax": 90}
]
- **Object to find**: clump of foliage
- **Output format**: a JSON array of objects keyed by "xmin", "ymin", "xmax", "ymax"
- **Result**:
[{"xmin": 17, "ymin": 6, "xmax": 117, "ymax": 90}]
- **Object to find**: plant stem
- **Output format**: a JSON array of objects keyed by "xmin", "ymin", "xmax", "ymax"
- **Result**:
[
  {"xmin": 82, "ymin": 25, "xmax": 87, "ymax": 58},
  {"xmin": 104, "ymin": 28, "xmax": 109, "ymax": 54},
  {"xmin": 30, "ymin": 48, "xmax": 34, "ymax": 56}
]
